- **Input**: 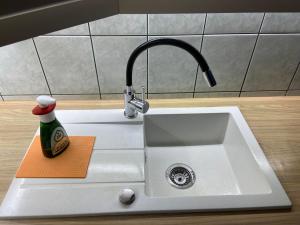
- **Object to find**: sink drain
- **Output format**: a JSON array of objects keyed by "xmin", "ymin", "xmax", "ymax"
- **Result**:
[{"xmin": 166, "ymin": 164, "xmax": 195, "ymax": 189}]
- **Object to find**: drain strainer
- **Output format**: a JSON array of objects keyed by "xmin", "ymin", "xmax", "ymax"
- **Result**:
[{"xmin": 166, "ymin": 163, "xmax": 195, "ymax": 189}]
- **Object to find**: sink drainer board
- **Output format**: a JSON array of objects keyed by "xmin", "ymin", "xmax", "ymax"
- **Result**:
[{"xmin": 0, "ymin": 107, "xmax": 291, "ymax": 218}]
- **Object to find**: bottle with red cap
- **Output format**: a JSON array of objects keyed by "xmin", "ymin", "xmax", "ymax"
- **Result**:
[{"xmin": 32, "ymin": 95, "xmax": 70, "ymax": 158}]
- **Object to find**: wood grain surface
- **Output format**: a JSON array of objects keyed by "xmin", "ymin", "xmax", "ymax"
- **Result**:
[{"xmin": 0, "ymin": 96, "xmax": 299, "ymax": 225}]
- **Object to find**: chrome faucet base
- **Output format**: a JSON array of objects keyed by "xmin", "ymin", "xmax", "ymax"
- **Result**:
[
  {"xmin": 124, "ymin": 86, "xmax": 149, "ymax": 119},
  {"xmin": 124, "ymin": 110, "xmax": 138, "ymax": 119}
]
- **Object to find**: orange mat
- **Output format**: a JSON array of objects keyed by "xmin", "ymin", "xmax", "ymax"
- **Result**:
[{"xmin": 16, "ymin": 136, "xmax": 95, "ymax": 178}]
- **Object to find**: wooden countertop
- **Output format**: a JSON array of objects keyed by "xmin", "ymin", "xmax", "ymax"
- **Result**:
[{"xmin": 0, "ymin": 96, "xmax": 299, "ymax": 225}]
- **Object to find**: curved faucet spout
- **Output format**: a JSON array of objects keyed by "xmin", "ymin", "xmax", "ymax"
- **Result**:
[
  {"xmin": 124, "ymin": 38, "xmax": 217, "ymax": 119},
  {"xmin": 126, "ymin": 38, "xmax": 217, "ymax": 88}
]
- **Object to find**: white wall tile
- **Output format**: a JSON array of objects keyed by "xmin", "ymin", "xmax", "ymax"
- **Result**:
[
  {"xmin": 0, "ymin": 39, "xmax": 50, "ymax": 95},
  {"xmin": 2, "ymin": 95, "xmax": 40, "ymax": 101},
  {"xmin": 261, "ymin": 13, "xmax": 300, "ymax": 33},
  {"xmin": 287, "ymin": 90, "xmax": 300, "ymax": 96},
  {"xmin": 46, "ymin": 24, "xmax": 89, "ymax": 35},
  {"xmin": 148, "ymin": 14, "xmax": 205, "ymax": 35},
  {"xmin": 34, "ymin": 36, "xmax": 99, "ymax": 94},
  {"xmin": 90, "ymin": 14, "xmax": 147, "ymax": 35},
  {"xmin": 290, "ymin": 65, "xmax": 300, "ymax": 90},
  {"xmin": 240, "ymin": 91, "xmax": 285, "ymax": 97},
  {"xmin": 53, "ymin": 95, "xmax": 100, "ymax": 100},
  {"xmin": 148, "ymin": 93, "xmax": 193, "ymax": 99},
  {"xmin": 92, "ymin": 36, "xmax": 147, "ymax": 93},
  {"xmin": 205, "ymin": 13, "xmax": 264, "ymax": 34},
  {"xmin": 148, "ymin": 36, "xmax": 201, "ymax": 93},
  {"xmin": 196, "ymin": 34, "xmax": 256, "ymax": 92},
  {"xmin": 243, "ymin": 34, "xmax": 300, "ymax": 91},
  {"xmin": 194, "ymin": 92, "xmax": 239, "ymax": 98},
  {"xmin": 101, "ymin": 94, "xmax": 125, "ymax": 100}
]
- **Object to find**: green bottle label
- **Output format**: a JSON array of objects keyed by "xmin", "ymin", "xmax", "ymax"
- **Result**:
[{"xmin": 50, "ymin": 127, "xmax": 69, "ymax": 156}]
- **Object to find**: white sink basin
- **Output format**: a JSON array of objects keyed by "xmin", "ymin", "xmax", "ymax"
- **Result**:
[
  {"xmin": 0, "ymin": 107, "xmax": 291, "ymax": 218},
  {"xmin": 144, "ymin": 112, "xmax": 271, "ymax": 197}
]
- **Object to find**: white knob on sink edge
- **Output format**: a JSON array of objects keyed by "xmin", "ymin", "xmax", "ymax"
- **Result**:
[{"xmin": 119, "ymin": 188, "xmax": 135, "ymax": 205}]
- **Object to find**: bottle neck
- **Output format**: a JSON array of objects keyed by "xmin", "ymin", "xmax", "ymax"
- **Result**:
[{"xmin": 39, "ymin": 111, "xmax": 56, "ymax": 123}]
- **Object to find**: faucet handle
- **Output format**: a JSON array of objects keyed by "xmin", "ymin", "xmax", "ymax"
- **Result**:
[{"xmin": 141, "ymin": 86, "xmax": 145, "ymax": 102}]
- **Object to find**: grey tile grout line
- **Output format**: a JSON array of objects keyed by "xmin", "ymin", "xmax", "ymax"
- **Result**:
[
  {"xmin": 285, "ymin": 61, "xmax": 300, "ymax": 96},
  {"xmin": 101, "ymin": 91, "xmax": 244, "ymax": 94},
  {"xmin": 2, "ymin": 94, "xmax": 101, "ymax": 96},
  {"xmin": 40, "ymin": 32, "xmax": 300, "ymax": 37},
  {"xmin": 193, "ymin": 13, "xmax": 207, "ymax": 98},
  {"xmin": 51, "ymin": 93, "xmax": 101, "ymax": 95},
  {"xmin": 3, "ymin": 90, "xmax": 299, "ymax": 97},
  {"xmin": 238, "ymin": 13, "xmax": 266, "ymax": 97},
  {"xmin": 88, "ymin": 23, "xmax": 102, "ymax": 100},
  {"xmin": 240, "ymin": 90, "xmax": 288, "ymax": 93},
  {"xmin": 32, "ymin": 38, "xmax": 53, "ymax": 97},
  {"xmin": 110, "ymin": 90, "xmax": 292, "ymax": 94},
  {"xmin": 146, "ymin": 14, "xmax": 149, "ymax": 99}
]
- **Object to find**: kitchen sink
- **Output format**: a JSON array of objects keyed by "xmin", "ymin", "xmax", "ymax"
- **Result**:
[{"xmin": 0, "ymin": 107, "xmax": 291, "ymax": 218}]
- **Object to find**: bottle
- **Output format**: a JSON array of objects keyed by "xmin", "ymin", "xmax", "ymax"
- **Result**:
[{"xmin": 32, "ymin": 96, "xmax": 70, "ymax": 158}]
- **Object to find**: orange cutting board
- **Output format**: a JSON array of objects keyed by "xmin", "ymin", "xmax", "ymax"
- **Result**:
[{"xmin": 16, "ymin": 136, "xmax": 95, "ymax": 178}]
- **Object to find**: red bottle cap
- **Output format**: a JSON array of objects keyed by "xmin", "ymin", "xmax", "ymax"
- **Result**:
[
  {"xmin": 32, "ymin": 96, "xmax": 56, "ymax": 115},
  {"xmin": 32, "ymin": 103, "xmax": 56, "ymax": 115}
]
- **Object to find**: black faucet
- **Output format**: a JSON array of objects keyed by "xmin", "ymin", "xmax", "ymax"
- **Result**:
[{"xmin": 124, "ymin": 38, "xmax": 217, "ymax": 118}]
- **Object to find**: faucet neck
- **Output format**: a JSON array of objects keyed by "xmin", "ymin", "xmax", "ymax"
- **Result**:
[
  {"xmin": 126, "ymin": 38, "xmax": 216, "ymax": 87},
  {"xmin": 126, "ymin": 86, "xmax": 133, "ymax": 95}
]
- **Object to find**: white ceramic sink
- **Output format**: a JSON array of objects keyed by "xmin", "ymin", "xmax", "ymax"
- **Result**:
[{"xmin": 0, "ymin": 107, "xmax": 291, "ymax": 218}]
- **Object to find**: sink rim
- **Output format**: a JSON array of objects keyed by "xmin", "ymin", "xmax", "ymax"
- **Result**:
[
  {"xmin": 0, "ymin": 107, "xmax": 291, "ymax": 218},
  {"xmin": 145, "ymin": 107, "xmax": 290, "ymax": 181},
  {"xmin": 143, "ymin": 107, "xmax": 290, "ymax": 201}
]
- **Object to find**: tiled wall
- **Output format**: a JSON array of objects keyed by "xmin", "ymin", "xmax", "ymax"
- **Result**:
[{"xmin": 1, "ymin": 13, "xmax": 300, "ymax": 101}]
